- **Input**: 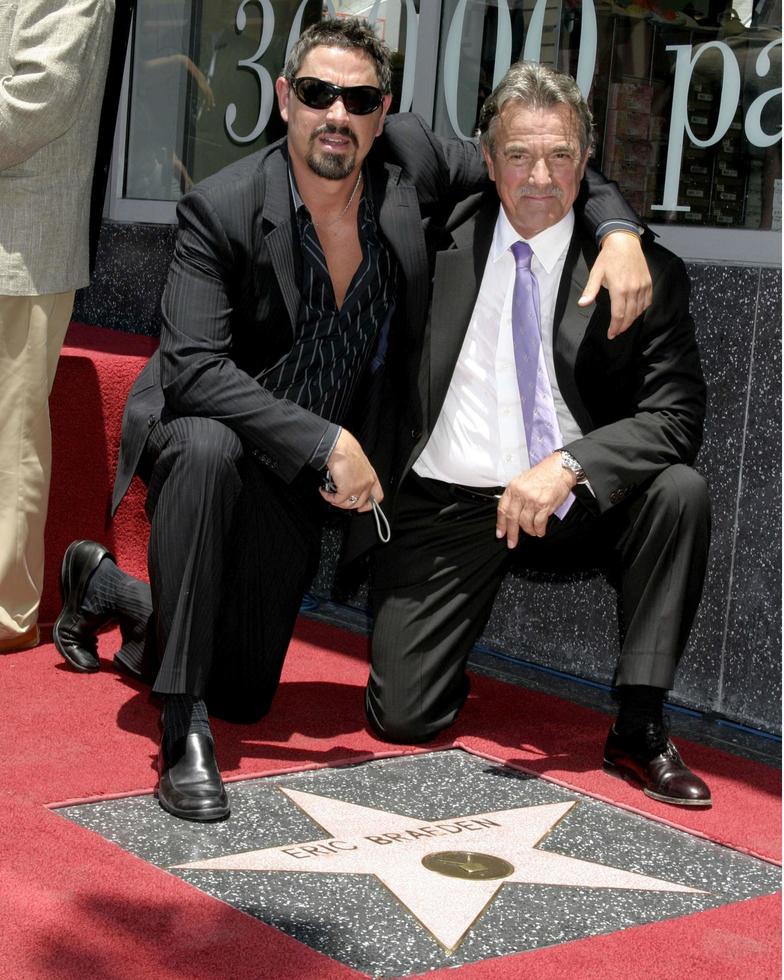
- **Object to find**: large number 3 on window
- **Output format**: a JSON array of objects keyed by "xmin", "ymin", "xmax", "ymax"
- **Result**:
[
  {"xmin": 225, "ymin": 0, "xmax": 276, "ymax": 145},
  {"xmin": 226, "ymin": 0, "xmax": 343, "ymax": 146}
]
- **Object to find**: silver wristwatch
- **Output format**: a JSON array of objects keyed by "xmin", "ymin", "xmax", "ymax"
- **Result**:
[{"xmin": 559, "ymin": 450, "xmax": 586, "ymax": 484}]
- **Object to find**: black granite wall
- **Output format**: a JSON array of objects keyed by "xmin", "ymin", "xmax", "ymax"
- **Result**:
[
  {"xmin": 75, "ymin": 222, "xmax": 176, "ymax": 336},
  {"xmin": 73, "ymin": 221, "xmax": 782, "ymax": 733}
]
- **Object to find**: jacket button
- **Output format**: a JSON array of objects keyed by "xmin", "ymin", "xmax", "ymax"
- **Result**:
[
  {"xmin": 253, "ymin": 449, "xmax": 277, "ymax": 469},
  {"xmin": 410, "ymin": 428, "xmax": 422, "ymax": 440},
  {"xmin": 147, "ymin": 414, "xmax": 157, "ymax": 428}
]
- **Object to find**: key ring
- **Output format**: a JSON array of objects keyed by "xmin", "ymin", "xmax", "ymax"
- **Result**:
[{"xmin": 369, "ymin": 495, "xmax": 391, "ymax": 543}]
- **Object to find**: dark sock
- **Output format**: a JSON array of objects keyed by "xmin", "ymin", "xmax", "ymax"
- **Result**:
[
  {"xmin": 615, "ymin": 684, "xmax": 666, "ymax": 738},
  {"xmin": 114, "ymin": 617, "xmax": 155, "ymax": 679},
  {"xmin": 162, "ymin": 695, "xmax": 212, "ymax": 754},
  {"xmin": 82, "ymin": 557, "xmax": 153, "ymax": 623}
]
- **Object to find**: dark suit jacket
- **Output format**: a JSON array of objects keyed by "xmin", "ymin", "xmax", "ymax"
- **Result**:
[
  {"xmin": 390, "ymin": 191, "xmax": 705, "ymax": 521},
  {"xmin": 111, "ymin": 114, "xmax": 643, "ymax": 517}
]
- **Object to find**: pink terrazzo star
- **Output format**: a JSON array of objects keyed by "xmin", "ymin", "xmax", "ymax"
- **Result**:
[{"xmin": 174, "ymin": 788, "xmax": 704, "ymax": 951}]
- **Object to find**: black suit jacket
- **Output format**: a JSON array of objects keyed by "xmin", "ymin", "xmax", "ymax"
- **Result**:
[
  {"xmin": 111, "ymin": 114, "xmax": 643, "ymax": 516},
  {"xmin": 396, "ymin": 192, "xmax": 705, "ymax": 518}
]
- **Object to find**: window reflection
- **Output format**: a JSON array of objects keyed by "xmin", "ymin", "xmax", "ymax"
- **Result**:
[
  {"xmin": 124, "ymin": 1, "xmax": 413, "ymax": 203},
  {"xmin": 125, "ymin": 0, "xmax": 195, "ymax": 200},
  {"xmin": 433, "ymin": 0, "xmax": 781, "ymax": 231},
  {"xmin": 123, "ymin": 0, "xmax": 779, "ymax": 229}
]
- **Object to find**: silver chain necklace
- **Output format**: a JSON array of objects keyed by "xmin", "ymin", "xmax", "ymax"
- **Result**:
[{"xmin": 313, "ymin": 172, "xmax": 362, "ymax": 230}]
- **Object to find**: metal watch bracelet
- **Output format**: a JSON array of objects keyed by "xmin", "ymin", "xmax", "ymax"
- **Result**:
[{"xmin": 559, "ymin": 450, "xmax": 586, "ymax": 484}]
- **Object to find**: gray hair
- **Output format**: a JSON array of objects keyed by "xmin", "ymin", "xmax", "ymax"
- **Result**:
[
  {"xmin": 478, "ymin": 62, "xmax": 594, "ymax": 158},
  {"xmin": 283, "ymin": 17, "xmax": 392, "ymax": 94}
]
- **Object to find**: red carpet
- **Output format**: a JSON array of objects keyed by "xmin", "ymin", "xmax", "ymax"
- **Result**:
[
  {"xmin": 2, "ymin": 323, "xmax": 775, "ymax": 976},
  {"xmin": 43, "ymin": 322, "xmax": 154, "ymax": 626},
  {"xmin": 1, "ymin": 620, "xmax": 780, "ymax": 979}
]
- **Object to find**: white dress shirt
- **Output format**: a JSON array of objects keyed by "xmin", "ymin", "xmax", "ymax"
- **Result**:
[{"xmin": 415, "ymin": 207, "xmax": 583, "ymax": 487}]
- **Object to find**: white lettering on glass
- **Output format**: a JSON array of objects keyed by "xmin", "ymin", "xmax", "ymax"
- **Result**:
[
  {"xmin": 745, "ymin": 38, "xmax": 783, "ymax": 147},
  {"xmin": 444, "ymin": 0, "xmax": 598, "ymax": 137},
  {"xmin": 361, "ymin": 0, "xmax": 419, "ymax": 113},
  {"xmin": 520, "ymin": 0, "xmax": 597, "ymax": 93},
  {"xmin": 228, "ymin": 0, "xmax": 417, "ymax": 143},
  {"xmin": 652, "ymin": 42, "xmax": 741, "ymax": 212},
  {"xmin": 364, "ymin": 0, "xmax": 385, "ymax": 27},
  {"xmin": 492, "ymin": 1, "xmax": 514, "ymax": 91},
  {"xmin": 443, "ymin": 0, "xmax": 512, "ymax": 138},
  {"xmin": 225, "ymin": 0, "xmax": 275, "ymax": 144},
  {"xmin": 522, "ymin": 0, "xmax": 547, "ymax": 64},
  {"xmin": 222, "ymin": 0, "xmax": 781, "ymax": 221},
  {"xmin": 285, "ymin": 0, "xmax": 336, "ymax": 65},
  {"xmin": 574, "ymin": 0, "xmax": 597, "ymax": 97},
  {"xmin": 398, "ymin": 0, "xmax": 419, "ymax": 113}
]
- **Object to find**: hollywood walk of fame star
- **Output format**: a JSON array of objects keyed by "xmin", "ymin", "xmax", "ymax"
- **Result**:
[{"xmin": 174, "ymin": 788, "xmax": 705, "ymax": 952}]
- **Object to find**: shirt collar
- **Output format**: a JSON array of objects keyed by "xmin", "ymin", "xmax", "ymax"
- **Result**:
[
  {"xmin": 288, "ymin": 165, "xmax": 306, "ymax": 214},
  {"xmin": 491, "ymin": 205, "xmax": 574, "ymax": 274},
  {"xmin": 288, "ymin": 165, "xmax": 371, "ymax": 223}
]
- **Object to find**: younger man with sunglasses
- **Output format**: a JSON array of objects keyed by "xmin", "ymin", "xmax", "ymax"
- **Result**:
[{"xmin": 55, "ymin": 18, "xmax": 651, "ymax": 822}]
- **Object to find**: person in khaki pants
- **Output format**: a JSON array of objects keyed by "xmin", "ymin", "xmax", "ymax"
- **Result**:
[{"xmin": 0, "ymin": 0, "xmax": 116, "ymax": 652}]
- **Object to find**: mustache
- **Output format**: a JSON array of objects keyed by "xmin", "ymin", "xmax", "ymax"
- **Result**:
[
  {"xmin": 516, "ymin": 186, "xmax": 564, "ymax": 199},
  {"xmin": 310, "ymin": 123, "xmax": 358, "ymax": 148}
]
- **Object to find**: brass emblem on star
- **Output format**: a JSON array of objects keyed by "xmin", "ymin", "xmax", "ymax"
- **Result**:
[{"xmin": 422, "ymin": 851, "xmax": 515, "ymax": 881}]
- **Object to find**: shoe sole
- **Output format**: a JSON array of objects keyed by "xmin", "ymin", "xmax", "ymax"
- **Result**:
[
  {"xmin": 603, "ymin": 760, "xmax": 712, "ymax": 808},
  {"xmin": 53, "ymin": 540, "xmax": 109, "ymax": 673},
  {"xmin": 53, "ymin": 619, "xmax": 99, "ymax": 672},
  {"xmin": 0, "ymin": 627, "xmax": 40, "ymax": 653},
  {"xmin": 155, "ymin": 789, "xmax": 230, "ymax": 822}
]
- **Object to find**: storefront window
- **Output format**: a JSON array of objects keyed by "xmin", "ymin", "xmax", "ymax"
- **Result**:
[
  {"xmin": 124, "ymin": 0, "xmax": 416, "ymax": 202},
  {"xmin": 119, "ymin": 0, "xmax": 780, "ymax": 237},
  {"xmin": 432, "ymin": 0, "xmax": 781, "ymax": 231}
]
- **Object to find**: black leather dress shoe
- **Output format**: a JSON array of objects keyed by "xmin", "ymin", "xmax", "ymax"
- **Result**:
[
  {"xmin": 157, "ymin": 733, "xmax": 230, "ymax": 822},
  {"xmin": 53, "ymin": 540, "xmax": 115, "ymax": 673},
  {"xmin": 603, "ymin": 723, "xmax": 712, "ymax": 807}
]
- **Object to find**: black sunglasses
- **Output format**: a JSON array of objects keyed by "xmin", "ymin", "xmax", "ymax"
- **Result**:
[{"xmin": 290, "ymin": 76, "xmax": 383, "ymax": 116}]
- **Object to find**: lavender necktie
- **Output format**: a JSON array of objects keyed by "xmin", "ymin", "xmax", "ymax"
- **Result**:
[{"xmin": 510, "ymin": 241, "xmax": 573, "ymax": 519}]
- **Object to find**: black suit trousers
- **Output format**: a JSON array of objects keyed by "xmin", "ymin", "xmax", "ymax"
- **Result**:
[
  {"xmin": 141, "ymin": 416, "xmax": 323, "ymax": 721},
  {"xmin": 367, "ymin": 465, "xmax": 710, "ymax": 744}
]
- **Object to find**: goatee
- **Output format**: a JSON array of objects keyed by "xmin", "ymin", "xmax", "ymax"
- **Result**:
[
  {"xmin": 306, "ymin": 151, "xmax": 356, "ymax": 180},
  {"xmin": 306, "ymin": 125, "xmax": 358, "ymax": 180}
]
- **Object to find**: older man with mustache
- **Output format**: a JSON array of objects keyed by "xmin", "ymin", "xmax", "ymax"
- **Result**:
[{"xmin": 367, "ymin": 61, "xmax": 711, "ymax": 810}]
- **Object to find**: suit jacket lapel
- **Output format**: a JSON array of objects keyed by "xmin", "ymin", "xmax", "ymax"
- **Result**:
[
  {"xmin": 553, "ymin": 233, "xmax": 596, "ymax": 435},
  {"xmin": 372, "ymin": 160, "xmax": 429, "ymax": 331},
  {"xmin": 427, "ymin": 194, "xmax": 497, "ymax": 432},
  {"xmin": 368, "ymin": 159, "xmax": 432, "ymax": 427},
  {"xmin": 260, "ymin": 147, "xmax": 301, "ymax": 330}
]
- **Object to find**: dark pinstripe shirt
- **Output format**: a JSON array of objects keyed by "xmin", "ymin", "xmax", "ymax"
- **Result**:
[{"xmin": 260, "ymin": 171, "xmax": 397, "ymax": 468}]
